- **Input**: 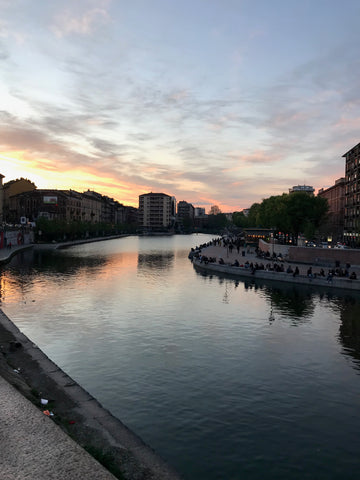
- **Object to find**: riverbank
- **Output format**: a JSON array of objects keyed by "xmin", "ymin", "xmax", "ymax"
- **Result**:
[
  {"xmin": 0, "ymin": 308, "xmax": 181, "ymax": 480},
  {"xmin": 192, "ymin": 244, "xmax": 360, "ymax": 292},
  {"xmin": 0, "ymin": 242, "xmax": 182, "ymax": 480},
  {"xmin": 0, "ymin": 235, "xmax": 130, "ymax": 265}
]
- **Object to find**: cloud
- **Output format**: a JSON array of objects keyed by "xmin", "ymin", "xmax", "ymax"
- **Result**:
[{"xmin": 51, "ymin": 2, "xmax": 111, "ymax": 38}]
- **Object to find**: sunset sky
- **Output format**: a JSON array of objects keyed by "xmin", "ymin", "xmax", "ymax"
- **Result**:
[{"xmin": 1, "ymin": 0, "xmax": 359, "ymax": 212}]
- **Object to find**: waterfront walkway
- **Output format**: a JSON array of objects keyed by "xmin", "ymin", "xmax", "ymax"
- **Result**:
[
  {"xmin": 0, "ymin": 375, "xmax": 116, "ymax": 480},
  {"xmin": 193, "ymin": 243, "xmax": 360, "ymax": 291}
]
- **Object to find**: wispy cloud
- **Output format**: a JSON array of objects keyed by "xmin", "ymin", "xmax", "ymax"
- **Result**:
[{"xmin": 51, "ymin": 1, "xmax": 111, "ymax": 37}]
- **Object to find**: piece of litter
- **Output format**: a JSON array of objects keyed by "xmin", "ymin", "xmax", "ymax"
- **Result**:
[
  {"xmin": 68, "ymin": 420, "xmax": 76, "ymax": 425},
  {"xmin": 13, "ymin": 369, "xmax": 20, "ymax": 374},
  {"xmin": 40, "ymin": 398, "xmax": 48, "ymax": 405},
  {"xmin": 43, "ymin": 410, "xmax": 50, "ymax": 416}
]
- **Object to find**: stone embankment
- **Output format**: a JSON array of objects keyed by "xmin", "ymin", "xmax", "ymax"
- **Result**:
[
  {"xmin": 0, "ymin": 244, "xmax": 181, "ymax": 480},
  {"xmin": 191, "ymin": 243, "xmax": 360, "ymax": 292}
]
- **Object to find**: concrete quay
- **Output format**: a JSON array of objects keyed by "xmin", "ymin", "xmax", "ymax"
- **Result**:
[
  {"xmin": 0, "ymin": 244, "xmax": 33, "ymax": 265},
  {"xmin": 0, "ymin": 375, "xmax": 116, "ymax": 480},
  {"xmin": 193, "ymin": 244, "xmax": 360, "ymax": 292}
]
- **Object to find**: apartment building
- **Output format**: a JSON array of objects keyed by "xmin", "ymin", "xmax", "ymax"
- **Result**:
[
  {"xmin": 343, "ymin": 142, "xmax": 360, "ymax": 244},
  {"xmin": 318, "ymin": 178, "xmax": 345, "ymax": 242},
  {"xmin": 177, "ymin": 201, "xmax": 195, "ymax": 221},
  {"xmin": 138, "ymin": 193, "xmax": 176, "ymax": 232},
  {"xmin": 289, "ymin": 185, "xmax": 315, "ymax": 195}
]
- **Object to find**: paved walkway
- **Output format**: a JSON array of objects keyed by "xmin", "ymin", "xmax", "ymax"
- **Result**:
[
  {"xmin": 199, "ymin": 244, "xmax": 360, "ymax": 278},
  {"xmin": 0, "ymin": 375, "xmax": 116, "ymax": 480}
]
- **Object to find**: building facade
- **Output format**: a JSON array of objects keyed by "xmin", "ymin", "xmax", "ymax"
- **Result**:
[
  {"xmin": 289, "ymin": 185, "xmax": 315, "ymax": 195},
  {"xmin": 2, "ymin": 177, "xmax": 36, "ymax": 222},
  {"xmin": 138, "ymin": 193, "xmax": 176, "ymax": 232},
  {"xmin": 343, "ymin": 142, "xmax": 360, "ymax": 245},
  {"xmin": 177, "ymin": 201, "xmax": 195, "ymax": 220},
  {"xmin": 318, "ymin": 178, "xmax": 345, "ymax": 242}
]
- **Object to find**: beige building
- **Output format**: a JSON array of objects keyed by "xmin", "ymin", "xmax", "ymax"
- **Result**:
[{"xmin": 138, "ymin": 193, "xmax": 176, "ymax": 232}]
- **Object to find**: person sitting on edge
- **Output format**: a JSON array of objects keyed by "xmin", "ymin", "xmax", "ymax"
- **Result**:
[
  {"xmin": 350, "ymin": 272, "xmax": 357, "ymax": 280},
  {"xmin": 307, "ymin": 267, "xmax": 313, "ymax": 278},
  {"xmin": 286, "ymin": 265, "xmax": 293, "ymax": 274},
  {"xmin": 232, "ymin": 259, "xmax": 239, "ymax": 267},
  {"xmin": 218, "ymin": 258, "xmax": 225, "ymax": 265},
  {"xmin": 293, "ymin": 266, "xmax": 299, "ymax": 277}
]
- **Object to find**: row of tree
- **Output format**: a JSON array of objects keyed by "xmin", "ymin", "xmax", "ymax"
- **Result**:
[
  {"xmin": 36, "ymin": 217, "xmax": 137, "ymax": 242},
  {"xmin": 232, "ymin": 192, "xmax": 329, "ymax": 239}
]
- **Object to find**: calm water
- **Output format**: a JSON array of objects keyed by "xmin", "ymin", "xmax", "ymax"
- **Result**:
[{"xmin": 1, "ymin": 234, "xmax": 360, "ymax": 479}]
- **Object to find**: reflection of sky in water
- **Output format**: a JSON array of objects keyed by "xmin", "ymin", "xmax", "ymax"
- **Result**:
[{"xmin": 2, "ymin": 235, "xmax": 360, "ymax": 480}]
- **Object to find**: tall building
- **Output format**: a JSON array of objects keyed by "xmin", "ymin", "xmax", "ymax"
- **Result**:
[
  {"xmin": 177, "ymin": 201, "xmax": 195, "ymax": 220},
  {"xmin": 138, "ymin": 193, "xmax": 176, "ymax": 232},
  {"xmin": 318, "ymin": 178, "xmax": 345, "ymax": 242},
  {"xmin": 343, "ymin": 142, "xmax": 360, "ymax": 245},
  {"xmin": 289, "ymin": 185, "xmax": 315, "ymax": 195},
  {"xmin": 194, "ymin": 207, "xmax": 206, "ymax": 217}
]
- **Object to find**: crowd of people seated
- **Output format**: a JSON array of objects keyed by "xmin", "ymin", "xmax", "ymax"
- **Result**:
[{"xmin": 191, "ymin": 236, "xmax": 359, "ymax": 282}]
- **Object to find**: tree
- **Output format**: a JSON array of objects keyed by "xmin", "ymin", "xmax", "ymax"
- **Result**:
[
  {"xmin": 232, "ymin": 211, "xmax": 249, "ymax": 228},
  {"xmin": 245, "ymin": 193, "xmax": 329, "ymax": 240},
  {"xmin": 208, "ymin": 205, "xmax": 221, "ymax": 215},
  {"xmin": 205, "ymin": 213, "xmax": 228, "ymax": 232}
]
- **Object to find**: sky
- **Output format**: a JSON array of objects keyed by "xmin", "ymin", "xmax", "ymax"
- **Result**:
[{"xmin": 0, "ymin": 0, "xmax": 359, "ymax": 212}]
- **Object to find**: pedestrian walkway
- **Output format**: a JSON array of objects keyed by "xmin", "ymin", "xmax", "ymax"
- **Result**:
[
  {"xmin": 198, "ymin": 243, "xmax": 360, "ymax": 278},
  {"xmin": 0, "ymin": 375, "xmax": 116, "ymax": 480}
]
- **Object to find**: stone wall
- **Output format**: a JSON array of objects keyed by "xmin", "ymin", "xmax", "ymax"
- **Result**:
[
  {"xmin": 259, "ymin": 239, "xmax": 289, "ymax": 257},
  {"xmin": 288, "ymin": 246, "xmax": 360, "ymax": 267}
]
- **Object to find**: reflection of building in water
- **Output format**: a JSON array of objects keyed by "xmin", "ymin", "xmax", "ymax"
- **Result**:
[
  {"xmin": 137, "ymin": 253, "xmax": 174, "ymax": 272},
  {"xmin": 339, "ymin": 298, "xmax": 360, "ymax": 367},
  {"xmin": 138, "ymin": 193, "xmax": 176, "ymax": 232}
]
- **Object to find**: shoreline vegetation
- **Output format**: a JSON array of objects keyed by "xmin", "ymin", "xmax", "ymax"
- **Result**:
[{"xmin": 0, "ymin": 240, "xmax": 181, "ymax": 480}]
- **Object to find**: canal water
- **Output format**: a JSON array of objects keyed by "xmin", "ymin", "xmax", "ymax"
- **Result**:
[{"xmin": 1, "ymin": 234, "xmax": 360, "ymax": 480}]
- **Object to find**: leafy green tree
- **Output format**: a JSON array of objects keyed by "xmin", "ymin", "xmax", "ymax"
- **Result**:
[
  {"xmin": 247, "ymin": 203, "xmax": 261, "ymax": 227},
  {"xmin": 205, "ymin": 213, "xmax": 228, "ymax": 232},
  {"xmin": 285, "ymin": 192, "xmax": 328, "ymax": 239},
  {"xmin": 232, "ymin": 211, "xmax": 249, "ymax": 228},
  {"xmin": 245, "ymin": 193, "xmax": 328, "ymax": 240}
]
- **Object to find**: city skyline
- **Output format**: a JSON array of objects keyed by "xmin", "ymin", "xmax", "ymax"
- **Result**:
[{"xmin": 1, "ymin": 0, "xmax": 359, "ymax": 211}]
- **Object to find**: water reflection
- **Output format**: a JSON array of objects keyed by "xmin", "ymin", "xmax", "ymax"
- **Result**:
[
  {"xmin": 338, "ymin": 297, "xmax": 360, "ymax": 370},
  {"xmin": 195, "ymin": 269, "xmax": 317, "ymax": 322},
  {"xmin": 137, "ymin": 252, "xmax": 174, "ymax": 271},
  {"xmin": 2, "ymin": 236, "xmax": 360, "ymax": 480}
]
